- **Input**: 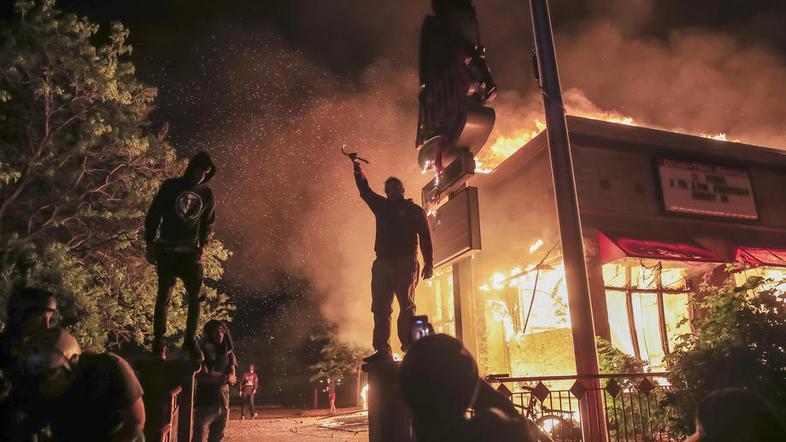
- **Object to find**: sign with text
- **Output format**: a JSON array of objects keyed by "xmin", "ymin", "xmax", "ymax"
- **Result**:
[{"xmin": 657, "ymin": 158, "xmax": 758, "ymax": 219}]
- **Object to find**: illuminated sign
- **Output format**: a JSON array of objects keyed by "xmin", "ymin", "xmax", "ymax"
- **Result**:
[{"xmin": 657, "ymin": 158, "xmax": 758, "ymax": 220}]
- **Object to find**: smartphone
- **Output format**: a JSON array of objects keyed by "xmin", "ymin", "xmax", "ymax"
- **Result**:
[{"xmin": 411, "ymin": 315, "xmax": 434, "ymax": 343}]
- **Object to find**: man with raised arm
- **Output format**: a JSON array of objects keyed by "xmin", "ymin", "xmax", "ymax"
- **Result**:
[{"xmin": 353, "ymin": 160, "xmax": 433, "ymax": 362}]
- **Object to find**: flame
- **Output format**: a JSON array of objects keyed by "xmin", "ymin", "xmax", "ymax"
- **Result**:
[
  {"xmin": 475, "ymin": 120, "xmax": 546, "ymax": 173},
  {"xmin": 474, "ymin": 111, "xmax": 738, "ymax": 173}
]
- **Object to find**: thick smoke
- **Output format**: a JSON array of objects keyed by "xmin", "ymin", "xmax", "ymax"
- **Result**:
[{"xmin": 187, "ymin": 5, "xmax": 786, "ymax": 346}]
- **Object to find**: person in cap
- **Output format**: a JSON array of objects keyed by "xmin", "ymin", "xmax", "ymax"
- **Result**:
[
  {"xmin": 239, "ymin": 363, "xmax": 259, "ymax": 419},
  {"xmin": 18, "ymin": 327, "xmax": 145, "ymax": 442},
  {"xmin": 145, "ymin": 151, "xmax": 217, "ymax": 357},
  {"xmin": 399, "ymin": 334, "xmax": 533, "ymax": 442}
]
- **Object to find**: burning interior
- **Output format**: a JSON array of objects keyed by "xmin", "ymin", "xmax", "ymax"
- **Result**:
[{"xmin": 415, "ymin": 115, "xmax": 786, "ymax": 383}]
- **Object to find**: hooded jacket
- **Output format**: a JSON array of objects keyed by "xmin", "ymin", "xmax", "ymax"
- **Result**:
[{"xmin": 144, "ymin": 152, "xmax": 217, "ymax": 250}]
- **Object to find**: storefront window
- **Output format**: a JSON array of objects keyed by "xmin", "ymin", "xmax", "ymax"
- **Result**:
[
  {"xmin": 733, "ymin": 266, "xmax": 786, "ymax": 294},
  {"xmin": 476, "ymin": 260, "xmax": 576, "ymax": 378},
  {"xmin": 603, "ymin": 259, "xmax": 693, "ymax": 371},
  {"xmin": 417, "ymin": 267, "xmax": 456, "ymax": 336}
]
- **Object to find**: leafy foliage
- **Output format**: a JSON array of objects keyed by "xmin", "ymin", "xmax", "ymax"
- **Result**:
[
  {"xmin": 308, "ymin": 327, "xmax": 365, "ymax": 384},
  {"xmin": 0, "ymin": 0, "xmax": 233, "ymax": 351},
  {"xmin": 662, "ymin": 275, "xmax": 786, "ymax": 436}
]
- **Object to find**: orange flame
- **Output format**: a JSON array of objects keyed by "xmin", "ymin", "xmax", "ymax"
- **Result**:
[{"xmin": 475, "ymin": 111, "xmax": 736, "ymax": 173}]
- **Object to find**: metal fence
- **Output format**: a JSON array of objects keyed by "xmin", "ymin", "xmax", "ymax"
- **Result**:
[{"xmin": 486, "ymin": 372, "xmax": 676, "ymax": 442}]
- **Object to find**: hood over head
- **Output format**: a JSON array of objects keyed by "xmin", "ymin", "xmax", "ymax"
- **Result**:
[{"xmin": 184, "ymin": 151, "xmax": 216, "ymax": 183}]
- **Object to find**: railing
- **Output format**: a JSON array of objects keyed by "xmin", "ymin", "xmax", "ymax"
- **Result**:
[
  {"xmin": 486, "ymin": 372, "xmax": 676, "ymax": 442},
  {"xmin": 160, "ymin": 386, "xmax": 183, "ymax": 442}
]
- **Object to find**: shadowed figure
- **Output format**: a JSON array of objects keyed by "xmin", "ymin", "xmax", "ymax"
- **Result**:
[
  {"xmin": 194, "ymin": 320, "xmax": 237, "ymax": 442},
  {"xmin": 399, "ymin": 334, "xmax": 533, "ymax": 442},
  {"xmin": 145, "ymin": 151, "xmax": 217, "ymax": 357},
  {"xmin": 684, "ymin": 388, "xmax": 786, "ymax": 442},
  {"xmin": 352, "ymin": 161, "xmax": 433, "ymax": 362},
  {"xmin": 17, "ymin": 327, "xmax": 145, "ymax": 442}
]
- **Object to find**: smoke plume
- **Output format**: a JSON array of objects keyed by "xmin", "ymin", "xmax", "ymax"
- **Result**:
[{"xmin": 180, "ymin": 5, "xmax": 786, "ymax": 346}]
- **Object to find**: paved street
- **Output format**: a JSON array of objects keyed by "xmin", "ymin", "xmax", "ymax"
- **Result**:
[{"xmin": 224, "ymin": 409, "xmax": 368, "ymax": 442}]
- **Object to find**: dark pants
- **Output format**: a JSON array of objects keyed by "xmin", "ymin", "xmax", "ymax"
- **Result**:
[
  {"xmin": 240, "ymin": 389, "xmax": 255, "ymax": 417},
  {"xmin": 193, "ymin": 405, "xmax": 228, "ymax": 442},
  {"xmin": 371, "ymin": 256, "xmax": 420, "ymax": 353},
  {"xmin": 152, "ymin": 248, "xmax": 203, "ymax": 353}
]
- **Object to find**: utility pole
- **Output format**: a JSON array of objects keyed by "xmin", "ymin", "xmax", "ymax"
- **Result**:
[{"xmin": 527, "ymin": 0, "xmax": 607, "ymax": 440}]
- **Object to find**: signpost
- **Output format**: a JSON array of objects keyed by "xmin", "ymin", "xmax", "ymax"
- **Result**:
[{"xmin": 528, "ymin": 0, "xmax": 607, "ymax": 440}]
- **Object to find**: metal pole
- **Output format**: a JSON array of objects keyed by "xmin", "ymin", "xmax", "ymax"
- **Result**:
[{"xmin": 527, "ymin": 0, "xmax": 607, "ymax": 440}]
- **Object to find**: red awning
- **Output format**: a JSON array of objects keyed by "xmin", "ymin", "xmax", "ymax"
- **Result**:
[
  {"xmin": 735, "ymin": 247, "xmax": 786, "ymax": 267},
  {"xmin": 599, "ymin": 232, "xmax": 723, "ymax": 264}
]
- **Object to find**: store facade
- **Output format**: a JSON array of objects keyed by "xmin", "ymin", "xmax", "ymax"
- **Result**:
[{"xmin": 417, "ymin": 115, "xmax": 786, "ymax": 378}]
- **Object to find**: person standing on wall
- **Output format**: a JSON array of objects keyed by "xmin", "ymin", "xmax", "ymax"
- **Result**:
[
  {"xmin": 144, "ymin": 151, "xmax": 217, "ymax": 358},
  {"xmin": 352, "ymin": 159, "xmax": 434, "ymax": 362}
]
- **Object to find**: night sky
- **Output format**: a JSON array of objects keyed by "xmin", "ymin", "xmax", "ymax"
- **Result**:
[{"xmin": 4, "ymin": 0, "xmax": 786, "ymax": 403}]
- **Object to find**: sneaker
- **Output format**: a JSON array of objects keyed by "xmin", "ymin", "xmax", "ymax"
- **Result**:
[
  {"xmin": 363, "ymin": 351, "xmax": 393, "ymax": 363},
  {"xmin": 252, "ymin": 412, "xmax": 258, "ymax": 418},
  {"xmin": 240, "ymin": 415, "xmax": 245, "ymax": 420}
]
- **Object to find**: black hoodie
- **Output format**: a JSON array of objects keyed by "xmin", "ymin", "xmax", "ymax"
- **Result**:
[{"xmin": 144, "ymin": 152, "xmax": 216, "ymax": 250}]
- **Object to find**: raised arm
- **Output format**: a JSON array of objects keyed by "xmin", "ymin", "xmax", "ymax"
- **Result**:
[
  {"xmin": 354, "ymin": 163, "xmax": 385, "ymax": 210},
  {"xmin": 417, "ymin": 207, "xmax": 434, "ymax": 278}
]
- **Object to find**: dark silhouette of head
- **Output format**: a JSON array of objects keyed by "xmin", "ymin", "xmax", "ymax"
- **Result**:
[
  {"xmin": 399, "ymin": 334, "xmax": 480, "ymax": 438},
  {"xmin": 384, "ymin": 177, "xmax": 405, "ymax": 201},
  {"xmin": 688, "ymin": 388, "xmax": 786, "ymax": 442},
  {"xmin": 183, "ymin": 151, "xmax": 216, "ymax": 185},
  {"xmin": 203, "ymin": 319, "xmax": 227, "ymax": 345},
  {"xmin": 4, "ymin": 286, "xmax": 57, "ymax": 338}
]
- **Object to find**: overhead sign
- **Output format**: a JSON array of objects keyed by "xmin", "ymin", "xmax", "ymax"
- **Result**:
[
  {"xmin": 656, "ymin": 158, "xmax": 758, "ymax": 220},
  {"xmin": 429, "ymin": 186, "xmax": 481, "ymax": 267}
]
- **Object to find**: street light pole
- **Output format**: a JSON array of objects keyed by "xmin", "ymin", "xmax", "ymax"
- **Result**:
[{"xmin": 527, "ymin": 0, "xmax": 607, "ymax": 440}]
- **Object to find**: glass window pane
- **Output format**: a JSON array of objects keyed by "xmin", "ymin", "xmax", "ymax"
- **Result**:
[
  {"xmin": 602, "ymin": 262, "xmax": 628, "ymax": 288},
  {"xmin": 605, "ymin": 290, "xmax": 635, "ymax": 357},
  {"xmin": 661, "ymin": 266, "xmax": 688, "ymax": 290},
  {"xmin": 663, "ymin": 293, "xmax": 691, "ymax": 353},
  {"xmin": 631, "ymin": 292, "xmax": 666, "ymax": 370}
]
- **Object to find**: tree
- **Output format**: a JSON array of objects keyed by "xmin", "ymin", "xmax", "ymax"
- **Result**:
[
  {"xmin": 662, "ymin": 274, "xmax": 786, "ymax": 436},
  {"xmin": 308, "ymin": 327, "xmax": 366, "ymax": 405},
  {"xmin": 0, "ymin": 0, "xmax": 233, "ymax": 351}
]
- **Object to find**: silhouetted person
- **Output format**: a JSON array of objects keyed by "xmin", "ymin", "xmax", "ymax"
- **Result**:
[
  {"xmin": 399, "ymin": 334, "xmax": 533, "ymax": 442},
  {"xmin": 324, "ymin": 376, "xmax": 337, "ymax": 414},
  {"xmin": 239, "ymin": 363, "xmax": 258, "ymax": 419},
  {"xmin": 145, "ymin": 151, "xmax": 217, "ymax": 357},
  {"xmin": 0, "ymin": 287, "xmax": 57, "ymax": 441},
  {"xmin": 17, "ymin": 327, "xmax": 145, "ymax": 442},
  {"xmin": 684, "ymin": 388, "xmax": 786, "ymax": 442},
  {"xmin": 0, "ymin": 287, "xmax": 57, "ymax": 379},
  {"xmin": 194, "ymin": 320, "xmax": 236, "ymax": 442},
  {"xmin": 353, "ymin": 161, "xmax": 433, "ymax": 362}
]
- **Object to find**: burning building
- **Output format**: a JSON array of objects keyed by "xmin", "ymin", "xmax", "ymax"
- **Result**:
[{"xmin": 417, "ymin": 115, "xmax": 786, "ymax": 379}]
